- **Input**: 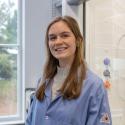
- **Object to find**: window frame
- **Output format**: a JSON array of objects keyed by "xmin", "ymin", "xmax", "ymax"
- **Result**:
[{"xmin": 0, "ymin": 0, "xmax": 25, "ymax": 124}]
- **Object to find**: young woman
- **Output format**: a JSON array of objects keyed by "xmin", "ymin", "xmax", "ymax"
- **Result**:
[{"xmin": 26, "ymin": 16, "xmax": 112, "ymax": 125}]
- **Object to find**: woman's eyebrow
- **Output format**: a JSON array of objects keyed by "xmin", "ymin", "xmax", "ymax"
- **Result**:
[
  {"xmin": 60, "ymin": 31, "xmax": 71, "ymax": 34},
  {"xmin": 48, "ymin": 31, "xmax": 71, "ymax": 36},
  {"xmin": 48, "ymin": 34, "xmax": 56, "ymax": 37}
]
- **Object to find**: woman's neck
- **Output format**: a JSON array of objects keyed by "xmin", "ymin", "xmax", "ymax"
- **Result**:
[
  {"xmin": 54, "ymin": 66, "xmax": 70, "ymax": 85},
  {"xmin": 58, "ymin": 56, "xmax": 74, "ymax": 68},
  {"xmin": 57, "ymin": 65, "xmax": 70, "ymax": 76}
]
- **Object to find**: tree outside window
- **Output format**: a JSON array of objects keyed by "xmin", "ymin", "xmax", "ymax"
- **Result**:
[{"xmin": 0, "ymin": 0, "xmax": 18, "ymax": 116}]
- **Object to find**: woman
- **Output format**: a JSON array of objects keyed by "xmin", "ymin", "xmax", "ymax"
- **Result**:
[{"xmin": 26, "ymin": 16, "xmax": 112, "ymax": 125}]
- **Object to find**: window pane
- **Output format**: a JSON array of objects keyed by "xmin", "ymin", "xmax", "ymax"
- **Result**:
[
  {"xmin": 0, "ymin": 47, "xmax": 18, "ymax": 116},
  {"xmin": 0, "ymin": 0, "xmax": 24, "ymax": 124},
  {"xmin": 0, "ymin": 0, "xmax": 17, "ymax": 44}
]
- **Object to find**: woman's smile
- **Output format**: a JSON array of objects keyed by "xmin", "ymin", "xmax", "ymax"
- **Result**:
[{"xmin": 54, "ymin": 46, "xmax": 68, "ymax": 53}]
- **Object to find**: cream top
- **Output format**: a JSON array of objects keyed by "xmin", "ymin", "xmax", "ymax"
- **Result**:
[{"xmin": 51, "ymin": 66, "xmax": 70, "ymax": 100}]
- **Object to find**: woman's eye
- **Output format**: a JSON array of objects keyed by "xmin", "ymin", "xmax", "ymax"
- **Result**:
[
  {"xmin": 61, "ymin": 34, "xmax": 69, "ymax": 38},
  {"xmin": 49, "ymin": 36, "xmax": 56, "ymax": 41}
]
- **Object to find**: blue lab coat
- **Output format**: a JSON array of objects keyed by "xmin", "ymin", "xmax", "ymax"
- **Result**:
[{"xmin": 26, "ymin": 69, "xmax": 112, "ymax": 125}]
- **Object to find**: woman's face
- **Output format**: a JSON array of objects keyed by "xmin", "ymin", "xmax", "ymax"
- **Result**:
[{"xmin": 48, "ymin": 21, "xmax": 76, "ymax": 66}]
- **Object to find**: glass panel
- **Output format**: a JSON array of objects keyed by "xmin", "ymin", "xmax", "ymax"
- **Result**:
[
  {"xmin": 86, "ymin": 0, "xmax": 125, "ymax": 124},
  {"xmin": 0, "ymin": 0, "xmax": 24, "ymax": 124},
  {"xmin": 0, "ymin": 0, "xmax": 17, "ymax": 44},
  {"xmin": 0, "ymin": 46, "xmax": 18, "ymax": 116}
]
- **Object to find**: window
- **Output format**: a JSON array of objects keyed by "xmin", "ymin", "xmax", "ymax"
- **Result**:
[{"xmin": 0, "ymin": 0, "xmax": 24, "ymax": 124}]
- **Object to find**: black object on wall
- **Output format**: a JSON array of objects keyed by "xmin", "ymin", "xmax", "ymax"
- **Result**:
[{"xmin": 67, "ymin": 0, "xmax": 90, "ymax": 5}]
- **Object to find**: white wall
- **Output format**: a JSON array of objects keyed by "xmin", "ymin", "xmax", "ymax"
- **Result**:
[
  {"xmin": 85, "ymin": 0, "xmax": 125, "ymax": 124},
  {"xmin": 62, "ymin": 0, "xmax": 83, "ymax": 33},
  {"xmin": 24, "ymin": 0, "xmax": 52, "ymax": 88}
]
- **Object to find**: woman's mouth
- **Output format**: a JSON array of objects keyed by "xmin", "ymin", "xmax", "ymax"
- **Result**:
[{"xmin": 55, "ymin": 47, "xmax": 68, "ymax": 52}]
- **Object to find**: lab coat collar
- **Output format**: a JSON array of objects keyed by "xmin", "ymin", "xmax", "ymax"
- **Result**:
[
  {"xmin": 44, "ymin": 78, "xmax": 52, "ymax": 98},
  {"xmin": 44, "ymin": 78, "xmax": 62, "ymax": 100}
]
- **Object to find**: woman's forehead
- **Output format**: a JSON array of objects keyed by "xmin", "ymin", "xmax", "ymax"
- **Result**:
[{"xmin": 48, "ymin": 21, "xmax": 71, "ymax": 34}]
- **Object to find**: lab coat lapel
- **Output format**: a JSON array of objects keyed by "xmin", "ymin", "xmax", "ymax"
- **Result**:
[{"xmin": 44, "ymin": 79, "xmax": 52, "ymax": 106}]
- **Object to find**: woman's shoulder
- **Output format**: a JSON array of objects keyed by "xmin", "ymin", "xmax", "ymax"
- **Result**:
[
  {"xmin": 86, "ymin": 69, "xmax": 103, "ymax": 82},
  {"xmin": 84, "ymin": 69, "xmax": 105, "ymax": 92}
]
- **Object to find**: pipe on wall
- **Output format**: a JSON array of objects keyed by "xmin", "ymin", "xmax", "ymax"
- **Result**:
[
  {"xmin": 55, "ymin": 0, "xmax": 90, "ymax": 7},
  {"xmin": 67, "ymin": 0, "xmax": 88, "ymax": 5}
]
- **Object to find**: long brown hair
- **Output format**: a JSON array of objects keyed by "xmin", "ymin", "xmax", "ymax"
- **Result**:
[{"xmin": 36, "ymin": 16, "xmax": 86, "ymax": 100}]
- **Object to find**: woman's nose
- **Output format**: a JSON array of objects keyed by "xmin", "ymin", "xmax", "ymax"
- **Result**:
[{"xmin": 55, "ymin": 36, "xmax": 63, "ymax": 44}]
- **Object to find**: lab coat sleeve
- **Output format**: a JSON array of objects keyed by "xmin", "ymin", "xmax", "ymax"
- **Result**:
[
  {"xmin": 86, "ymin": 80, "xmax": 112, "ymax": 125},
  {"xmin": 25, "ymin": 94, "xmax": 36, "ymax": 125}
]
